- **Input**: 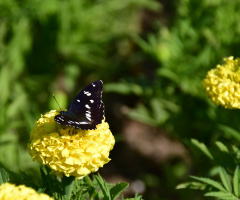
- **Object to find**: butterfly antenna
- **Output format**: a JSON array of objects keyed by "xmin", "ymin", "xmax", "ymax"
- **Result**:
[{"xmin": 53, "ymin": 94, "xmax": 62, "ymax": 110}]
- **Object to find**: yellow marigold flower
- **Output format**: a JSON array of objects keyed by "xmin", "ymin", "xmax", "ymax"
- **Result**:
[
  {"xmin": 203, "ymin": 56, "xmax": 240, "ymax": 109},
  {"xmin": 28, "ymin": 110, "xmax": 115, "ymax": 179},
  {"xmin": 0, "ymin": 182, "xmax": 53, "ymax": 200}
]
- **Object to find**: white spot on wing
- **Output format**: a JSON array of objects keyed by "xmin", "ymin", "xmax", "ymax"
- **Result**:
[
  {"xmin": 77, "ymin": 99, "xmax": 80, "ymax": 102},
  {"xmin": 79, "ymin": 121, "xmax": 89, "ymax": 124},
  {"xmin": 90, "ymin": 99, "xmax": 94, "ymax": 103},
  {"xmin": 86, "ymin": 113, "xmax": 91, "ymax": 121},
  {"xmin": 84, "ymin": 91, "xmax": 91, "ymax": 96},
  {"xmin": 85, "ymin": 104, "xmax": 90, "ymax": 109},
  {"xmin": 58, "ymin": 117, "xmax": 64, "ymax": 121}
]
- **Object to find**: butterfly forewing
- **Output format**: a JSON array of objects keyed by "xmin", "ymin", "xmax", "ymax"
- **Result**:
[{"xmin": 54, "ymin": 80, "xmax": 104, "ymax": 130}]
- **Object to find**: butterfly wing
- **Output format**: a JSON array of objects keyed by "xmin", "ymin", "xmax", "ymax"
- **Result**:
[{"xmin": 54, "ymin": 80, "xmax": 104, "ymax": 130}]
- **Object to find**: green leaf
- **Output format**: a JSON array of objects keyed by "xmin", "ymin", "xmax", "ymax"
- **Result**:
[
  {"xmin": 176, "ymin": 181, "xmax": 207, "ymax": 190},
  {"xmin": 216, "ymin": 141, "xmax": 229, "ymax": 153},
  {"xmin": 0, "ymin": 167, "xmax": 9, "ymax": 184},
  {"xmin": 52, "ymin": 193, "xmax": 69, "ymax": 200},
  {"xmin": 233, "ymin": 166, "xmax": 240, "ymax": 197},
  {"xmin": 7, "ymin": 170, "xmax": 35, "ymax": 187},
  {"xmin": 218, "ymin": 124, "xmax": 240, "ymax": 142},
  {"xmin": 71, "ymin": 179, "xmax": 90, "ymax": 200},
  {"xmin": 110, "ymin": 182, "xmax": 129, "ymax": 200},
  {"xmin": 40, "ymin": 166, "xmax": 62, "ymax": 198},
  {"xmin": 205, "ymin": 191, "xmax": 237, "ymax": 200},
  {"xmin": 61, "ymin": 176, "xmax": 75, "ymax": 200},
  {"xmin": 104, "ymin": 82, "xmax": 143, "ymax": 95},
  {"xmin": 123, "ymin": 193, "xmax": 144, "ymax": 200},
  {"xmin": 94, "ymin": 174, "xmax": 111, "ymax": 200},
  {"xmin": 84, "ymin": 176, "xmax": 98, "ymax": 199},
  {"xmin": 190, "ymin": 139, "xmax": 214, "ymax": 160},
  {"xmin": 191, "ymin": 176, "xmax": 226, "ymax": 192},
  {"xmin": 219, "ymin": 167, "xmax": 232, "ymax": 192}
]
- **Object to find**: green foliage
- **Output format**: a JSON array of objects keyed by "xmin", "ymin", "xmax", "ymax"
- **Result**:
[
  {"xmin": 0, "ymin": 168, "xmax": 9, "ymax": 184},
  {"xmin": 179, "ymin": 139, "xmax": 240, "ymax": 200},
  {"xmin": 123, "ymin": 194, "xmax": 144, "ymax": 200},
  {"xmin": 0, "ymin": 0, "xmax": 159, "ymax": 133},
  {"xmin": 1, "ymin": 0, "xmax": 240, "ymax": 199},
  {"xmin": 109, "ymin": 0, "xmax": 240, "ymax": 140},
  {"xmin": 189, "ymin": 139, "xmax": 239, "ymax": 170},
  {"xmin": 0, "ymin": 165, "xmax": 140, "ymax": 200},
  {"xmin": 218, "ymin": 125, "xmax": 240, "ymax": 142},
  {"xmin": 189, "ymin": 166, "xmax": 240, "ymax": 200},
  {"xmin": 0, "ymin": 0, "xmax": 158, "ymax": 176},
  {"xmin": 87, "ymin": 174, "xmax": 129, "ymax": 200}
]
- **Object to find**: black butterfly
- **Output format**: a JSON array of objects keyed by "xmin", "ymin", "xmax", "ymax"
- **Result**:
[{"xmin": 54, "ymin": 80, "xmax": 104, "ymax": 130}]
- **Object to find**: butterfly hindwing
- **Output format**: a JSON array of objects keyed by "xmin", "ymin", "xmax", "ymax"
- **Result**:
[{"xmin": 54, "ymin": 80, "xmax": 104, "ymax": 130}]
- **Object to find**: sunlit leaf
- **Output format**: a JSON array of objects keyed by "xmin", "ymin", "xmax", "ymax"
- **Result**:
[
  {"xmin": 219, "ymin": 167, "xmax": 232, "ymax": 193},
  {"xmin": 233, "ymin": 166, "xmax": 240, "ymax": 197},
  {"xmin": 110, "ymin": 182, "xmax": 129, "ymax": 200},
  {"xmin": 94, "ymin": 174, "xmax": 111, "ymax": 200},
  {"xmin": 190, "ymin": 139, "xmax": 214, "ymax": 160},
  {"xmin": 176, "ymin": 181, "xmax": 207, "ymax": 190},
  {"xmin": 191, "ymin": 176, "xmax": 226, "ymax": 192},
  {"xmin": 216, "ymin": 141, "xmax": 229, "ymax": 153},
  {"xmin": 205, "ymin": 191, "xmax": 237, "ymax": 200}
]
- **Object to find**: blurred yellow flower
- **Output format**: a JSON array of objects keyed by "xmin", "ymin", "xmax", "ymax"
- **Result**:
[
  {"xmin": 0, "ymin": 182, "xmax": 53, "ymax": 200},
  {"xmin": 203, "ymin": 56, "xmax": 240, "ymax": 109},
  {"xmin": 28, "ymin": 110, "xmax": 115, "ymax": 179}
]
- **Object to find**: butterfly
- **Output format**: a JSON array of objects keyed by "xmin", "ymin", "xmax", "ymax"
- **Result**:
[{"xmin": 54, "ymin": 80, "xmax": 104, "ymax": 130}]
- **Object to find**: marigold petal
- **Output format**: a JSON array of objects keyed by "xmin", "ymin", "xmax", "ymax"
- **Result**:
[
  {"xmin": 203, "ymin": 56, "xmax": 240, "ymax": 109},
  {"xmin": 0, "ymin": 183, "xmax": 53, "ymax": 200},
  {"xmin": 28, "ymin": 110, "xmax": 115, "ymax": 179}
]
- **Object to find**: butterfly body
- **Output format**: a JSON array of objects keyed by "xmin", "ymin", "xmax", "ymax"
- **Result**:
[{"xmin": 54, "ymin": 80, "xmax": 104, "ymax": 130}]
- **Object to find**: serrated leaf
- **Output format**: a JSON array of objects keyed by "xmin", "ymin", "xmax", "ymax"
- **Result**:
[
  {"xmin": 89, "ymin": 187, "xmax": 98, "ymax": 199},
  {"xmin": 110, "ymin": 182, "xmax": 128, "ymax": 200},
  {"xmin": 94, "ymin": 174, "xmax": 111, "ymax": 200},
  {"xmin": 191, "ymin": 176, "xmax": 226, "ymax": 192},
  {"xmin": 0, "ymin": 168, "xmax": 9, "ymax": 184},
  {"xmin": 83, "ymin": 176, "xmax": 98, "ymax": 199},
  {"xmin": 7, "ymin": 170, "xmax": 34, "ymax": 187},
  {"xmin": 233, "ymin": 166, "xmax": 240, "ymax": 197},
  {"xmin": 205, "ymin": 191, "xmax": 237, "ymax": 200},
  {"xmin": 52, "ymin": 191, "xmax": 69, "ymax": 200},
  {"xmin": 219, "ymin": 167, "xmax": 232, "ymax": 193},
  {"xmin": 190, "ymin": 139, "xmax": 213, "ymax": 160}
]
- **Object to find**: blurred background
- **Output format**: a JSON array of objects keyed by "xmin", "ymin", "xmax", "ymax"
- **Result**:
[{"xmin": 1, "ymin": 0, "xmax": 240, "ymax": 199}]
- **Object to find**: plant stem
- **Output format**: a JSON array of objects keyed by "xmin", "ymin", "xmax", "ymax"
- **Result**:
[{"xmin": 62, "ymin": 176, "xmax": 75, "ymax": 199}]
